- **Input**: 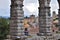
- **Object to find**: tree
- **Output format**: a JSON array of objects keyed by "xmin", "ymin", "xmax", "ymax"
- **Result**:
[{"xmin": 0, "ymin": 17, "xmax": 9, "ymax": 40}]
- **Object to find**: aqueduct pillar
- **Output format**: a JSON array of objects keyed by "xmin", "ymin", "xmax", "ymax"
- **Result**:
[
  {"xmin": 38, "ymin": 0, "xmax": 52, "ymax": 36},
  {"xmin": 57, "ymin": 0, "xmax": 60, "ymax": 31},
  {"xmin": 10, "ymin": 0, "xmax": 24, "ymax": 40}
]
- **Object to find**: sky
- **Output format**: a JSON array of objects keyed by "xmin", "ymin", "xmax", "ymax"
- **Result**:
[{"xmin": 0, "ymin": 0, "xmax": 59, "ymax": 17}]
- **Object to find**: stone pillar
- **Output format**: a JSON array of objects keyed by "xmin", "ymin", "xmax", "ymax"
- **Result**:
[
  {"xmin": 57, "ymin": 0, "xmax": 60, "ymax": 31},
  {"xmin": 10, "ymin": 0, "xmax": 24, "ymax": 39},
  {"xmin": 38, "ymin": 0, "xmax": 52, "ymax": 36}
]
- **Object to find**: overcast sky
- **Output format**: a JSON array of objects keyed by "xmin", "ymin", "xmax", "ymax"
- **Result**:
[{"xmin": 0, "ymin": 0, "xmax": 59, "ymax": 17}]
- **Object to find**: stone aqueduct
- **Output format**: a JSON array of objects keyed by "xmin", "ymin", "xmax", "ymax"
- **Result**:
[{"xmin": 10, "ymin": 0, "xmax": 60, "ymax": 40}]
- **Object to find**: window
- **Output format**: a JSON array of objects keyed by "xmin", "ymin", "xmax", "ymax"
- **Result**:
[{"xmin": 48, "ymin": 13, "xmax": 51, "ymax": 16}]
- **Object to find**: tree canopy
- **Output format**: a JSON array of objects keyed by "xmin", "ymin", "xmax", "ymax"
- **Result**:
[{"xmin": 0, "ymin": 17, "xmax": 9, "ymax": 40}]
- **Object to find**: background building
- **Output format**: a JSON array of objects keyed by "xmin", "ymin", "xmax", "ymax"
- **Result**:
[
  {"xmin": 24, "ymin": 15, "xmax": 39, "ymax": 35},
  {"xmin": 52, "ymin": 11, "xmax": 59, "ymax": 33}
]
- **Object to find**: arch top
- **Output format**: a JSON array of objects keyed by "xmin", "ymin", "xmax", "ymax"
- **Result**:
[
  {"xmin": 57, "ymin": 0, "xmax": 60, "ymax": 8},
  {"xmin": 57, "ymin": 0, "xmax": 60, "ymax": 3}
]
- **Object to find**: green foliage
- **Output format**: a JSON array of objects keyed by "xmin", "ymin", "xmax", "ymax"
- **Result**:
[
  {"xmin": 0, "ymin": 18, "xmax": 9, "ymax": 40},
  {"xmin": 53, "ymin": 18, "xmax": 59, "ymax": 21}
]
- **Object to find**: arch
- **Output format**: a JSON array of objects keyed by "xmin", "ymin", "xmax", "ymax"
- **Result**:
[
  {"xmin": 10, "ymin": 0, "xmax": 60, "ymax": 40},
  {"xmin": 58, "ymin": 39, "xmax": 60, "ymax": 40}
]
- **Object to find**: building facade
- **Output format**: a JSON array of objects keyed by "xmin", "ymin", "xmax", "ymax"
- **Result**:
[
  {"xmin": 52, "ymin": 11, "xmax": 59, "ymax": 33},
  {"xmin": 24, "ymin": 15, "xmax": 39, "ymax": 35}
]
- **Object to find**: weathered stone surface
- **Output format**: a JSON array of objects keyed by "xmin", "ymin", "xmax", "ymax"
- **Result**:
[
  {"xmin": 10, "ymin": 0, "xmax": 24, "ymax": 39},
  {"xmin": 38, "ymin": 0, "xmax": 52, "ymax": 36}
]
